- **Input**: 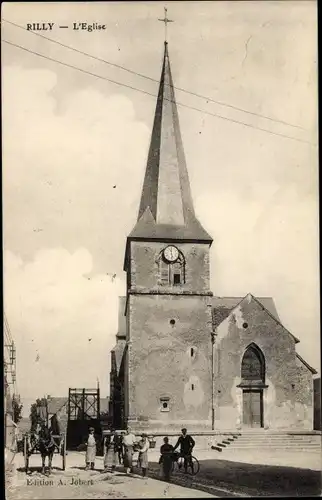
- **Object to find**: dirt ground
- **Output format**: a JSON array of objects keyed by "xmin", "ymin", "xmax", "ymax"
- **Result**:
[
  {"xmin": 5, "ymin": 450, "xmax": 216, "ymax": 499},
  {"xmin": 6, "ymin": 448, "xmax": 321, "ymax": 499},
  {"xmin": 149, "ymin": 451, "xmax": 322, "ymax": 497}
]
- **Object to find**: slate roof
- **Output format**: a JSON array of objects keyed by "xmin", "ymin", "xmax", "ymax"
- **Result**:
[
  {"xmin": 212, "ymin": 294, "xmax": 300, "ymax": 344},
  {"xmin": 129, "ymin": 208, "xmax": 212, "ymax": 242},
  {"xmin": 211, "ymin": 296, "xmax": 280, "ymax": 328},
  {"xmin": 111, "ymin": 341, "xmax": 126, "ymax": 374},
  {"xmin": 47, "ymin": 397, "xmax": 67, "ymax": 415},
  {"xmin": 128, "ymin": 42, "xmax": 212, "ymax": 243},
  {"xmin": 116, "ymin": 296, "xmax": 126, "ymax": 339}
]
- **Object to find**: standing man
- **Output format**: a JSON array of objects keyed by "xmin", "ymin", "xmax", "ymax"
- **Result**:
[
  {"xmin": 173, "ymin": 428, "xmax": 195, "ymax": 474},
  {"xmin": 122, "ymin": 427, "xmax": 136, "ymax": 474}
]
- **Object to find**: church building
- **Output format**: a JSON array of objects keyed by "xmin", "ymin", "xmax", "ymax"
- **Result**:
[{"xmin": 109, "ymin": 42, "xmax": 316, "ymax": 433}]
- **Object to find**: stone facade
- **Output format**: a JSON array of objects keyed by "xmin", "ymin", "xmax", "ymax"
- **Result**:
[
  {"xmin": 313, "ymin": 377, "xmax": 321, "ymax": 430},
  {"xmin": 122, "ymin": 240, "xmax": 213, "ymax": 431},
  {"xmin": 108, "ymin": 42, "xmax": 317, "ymax": 433},
  {"xmin": 128, "ymin": 241, "xmax": 211, "ymax": 294},
  {"xmin": 126, "ymin": 293, "xmax": 213, "ymax": 430},
  {"xmin": 213, "ymin": 294, "xmax": 315, "ymax": 431},
  {"xmin": 110, "ymin": 291, "xmax": 316, "ymax": 432}
]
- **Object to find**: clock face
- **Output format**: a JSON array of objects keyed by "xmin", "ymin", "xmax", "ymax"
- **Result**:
[{"xmin": 163, "ymin": 245, "xmax": 179, "ymax": 263}]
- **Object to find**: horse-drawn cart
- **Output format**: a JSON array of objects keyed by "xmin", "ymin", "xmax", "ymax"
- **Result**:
[{"xmin": 23, "ymin": 430, "xmax": 67, "ymax": 474}]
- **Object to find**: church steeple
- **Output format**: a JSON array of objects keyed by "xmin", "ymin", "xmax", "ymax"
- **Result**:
[{"xmin": 129, "ymin": 42, "xmax": 212, "ymax": 243}]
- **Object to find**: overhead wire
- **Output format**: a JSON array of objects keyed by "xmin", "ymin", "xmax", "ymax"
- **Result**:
[
  {"xmin": 2, "ymin": 18, "xmax": 306, "ymax": 131},
  {"xmin": 2, "ymin": 39, "xmax": 314, "ymax": 146}
]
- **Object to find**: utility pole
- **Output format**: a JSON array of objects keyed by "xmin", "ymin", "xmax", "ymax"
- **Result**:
[{"xmin": 211, "ymin": 331, "xmax": 217, "ymax": 430}]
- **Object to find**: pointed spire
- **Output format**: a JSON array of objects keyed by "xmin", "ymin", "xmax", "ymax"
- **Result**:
[{"xmin": 130, "ymin": 43, "xmax": 212, "ymax": 242}]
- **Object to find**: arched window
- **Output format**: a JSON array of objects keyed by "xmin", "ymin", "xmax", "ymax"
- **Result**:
[
  {"xmin": 241, "ymin": 344, "xmax": 265, "ymax": 382},
  {"xmin": 157, "ymin": 250, "xmax": 185, "ymax": 286}
]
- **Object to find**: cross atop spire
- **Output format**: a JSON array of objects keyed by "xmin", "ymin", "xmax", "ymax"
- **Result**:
[
  {"xmin": 126, "ymin": 42, "xmax": 213, "ymax": 245},
  {"xmin": 158, "ymin": 7, "xmax": 174, "ymax": 43}
]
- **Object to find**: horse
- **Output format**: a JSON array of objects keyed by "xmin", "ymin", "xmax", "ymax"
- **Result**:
[{"xmin": 26, "ymin": 424, "xmax": 58, "ymax": 475}]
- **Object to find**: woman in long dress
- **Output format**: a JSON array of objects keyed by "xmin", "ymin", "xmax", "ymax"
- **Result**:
[
  {"xmin": 138, "ymin": 434, "xmax": 150, "ymax": 478},
  {"xmin": 103, "ymin": 430, "xmax": 117, "ymax": 472},
  {"xmin": 159, "ymin": 437, "xmax": 174, "ymax": 482},
  {"xmin": 85, "ymin": 427, "xmax": 96, "ymax": 470}
]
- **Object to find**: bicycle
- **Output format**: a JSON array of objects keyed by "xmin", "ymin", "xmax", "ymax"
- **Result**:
[{"xmin": 171, "ymin": 451, "xmax": 200, "ymax": 476}]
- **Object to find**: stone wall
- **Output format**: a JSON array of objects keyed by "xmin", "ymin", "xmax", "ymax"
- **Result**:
[
  {"xmin": 313, "ymin": 377, "xmax": 321, "ymax": 430},
  {"xmin": 124, "ymin": 239, "xmax": 213, "ymax": 431},
  {"xmin": 127, "ymin": 293, "xmax": 213, "ymax": 431},
  {"xmin": 213, "ymin": 294, "xmax": 314, "ymax": 430},
  {"xmin": 129, "ymin": 241, "xmax": 211, "ymax": 293}
]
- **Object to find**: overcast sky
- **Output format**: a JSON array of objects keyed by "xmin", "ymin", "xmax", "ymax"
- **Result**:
[{"xmin": 2, "ymin": 2, "xmax": 318, "ymax": 415}]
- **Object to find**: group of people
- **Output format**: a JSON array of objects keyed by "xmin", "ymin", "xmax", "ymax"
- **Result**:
[
  {"xmin": 159, "ymin": 429, "xmax": 195, "ymax": 481},
  {"xmin": 85, "ymin": 427, "xmax": 150, "ymax": 477},
  {"xmin": 85, "ymin": 427, "xmax": 195, "ymax": 481},
  {"xmin": 103, "ymin": 428, "xmax": 150, "ymax": 477}
]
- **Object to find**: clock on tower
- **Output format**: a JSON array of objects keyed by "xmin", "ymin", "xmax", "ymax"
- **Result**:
[{"xmin": 163, "ymin": 245, "xmax": 179, "ymax": 263}]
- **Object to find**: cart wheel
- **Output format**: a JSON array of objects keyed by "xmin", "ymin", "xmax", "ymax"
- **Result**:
[
  {"xmin": 61, "ymin": 435, "xmax": 66, "ymax": 471},
  {"xmin": 24, "ymin": 435, "xmax": 29, "ymax": 474}
]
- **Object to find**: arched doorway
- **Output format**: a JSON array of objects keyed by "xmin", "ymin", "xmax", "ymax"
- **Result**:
[{"xmin": 240, "ymin": 344, "xmax": 266, "ymax": 428}]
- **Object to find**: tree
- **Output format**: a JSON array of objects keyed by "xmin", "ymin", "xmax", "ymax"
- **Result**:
[
  {"xmin": 29, "ymin": 397, "xmax": 48, "ymax": 430},
  {"xmin": 12, "ymin": 395, "xmax": 23, "ymax": 424},
  {"xmin": 30, "ymin": 402, "xmax": 39, "ymax": 430}
]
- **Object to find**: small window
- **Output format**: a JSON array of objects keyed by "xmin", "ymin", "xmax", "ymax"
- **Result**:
[
  {"xmin": 173, "ymin": 273, "xmax": 181, "ymax": 285},
  {"xmin": 160, "ymin": 397, "xmax": 170, "ymax": 412},
  {"xmin": 191, "ymin": 384, "xmax": 195, "ymax": 391},
  {"xmin": 190, "ymin": 348, "xmax": 194, "ymax": 357},
  {"xmin": 160, "ymin": 262, "xmax": 170, "ymax": 284}
]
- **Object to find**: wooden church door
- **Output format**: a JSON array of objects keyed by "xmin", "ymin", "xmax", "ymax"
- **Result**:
[
  {"xmin": 242, "ymin": 390, "xmax": 263, "ymax": 428},
  {"xmin": 241, "ymin": 344, "xmax": 265, "ymax": 428}
]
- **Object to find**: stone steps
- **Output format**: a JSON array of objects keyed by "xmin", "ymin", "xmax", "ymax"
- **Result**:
[
  {"xmin": 234, "ymin": 438, "xmax": 321, "ymax": 443},
  {"xmin": 212, "ymin": 442, "xmax": 321, "ymax": 448},
  {"xmin": 211, "ymin": 431, "xmax": 321, "ymax": 453},
  {"xmin": 216, "ymin": 443, "xmax": 321, "ymax": 448}
]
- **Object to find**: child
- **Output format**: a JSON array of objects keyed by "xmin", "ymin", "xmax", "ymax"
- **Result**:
[
  {"xmin": 85, "ymin": 427, "xmax": 96, "ymax": 470},
  {"xmin": 159, "ymin": 437, "xmax": 174, "ymax": 481},
  {"xmin": 114, "ymin": 432, "xmax": 123, "ymax": 465}
]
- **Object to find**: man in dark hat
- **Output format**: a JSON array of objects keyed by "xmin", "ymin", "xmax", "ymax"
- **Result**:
[{"xmin": 173, "ymin": 428, "xmax": 195, "ymax": 474}]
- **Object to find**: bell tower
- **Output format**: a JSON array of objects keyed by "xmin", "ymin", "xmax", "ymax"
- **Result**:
[{"xmin": 123, "ymin": 42, "xmax": 214, "ymax": 431}]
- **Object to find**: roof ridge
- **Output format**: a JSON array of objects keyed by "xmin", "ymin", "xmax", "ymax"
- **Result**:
[
  {"xmin": 296, "ymin": 352, "xmax": 317, "ymax": 374},
  {"xmin": 250, "ymin": 294, "xmax": 300, "ymax": 344},
  {"xmin": 213, "ymin": 295, "xmax": 274, "ymax": 299},
  {"xmin": 213, "ymin": 293, "xmax": 300, "ymax": 345}
]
